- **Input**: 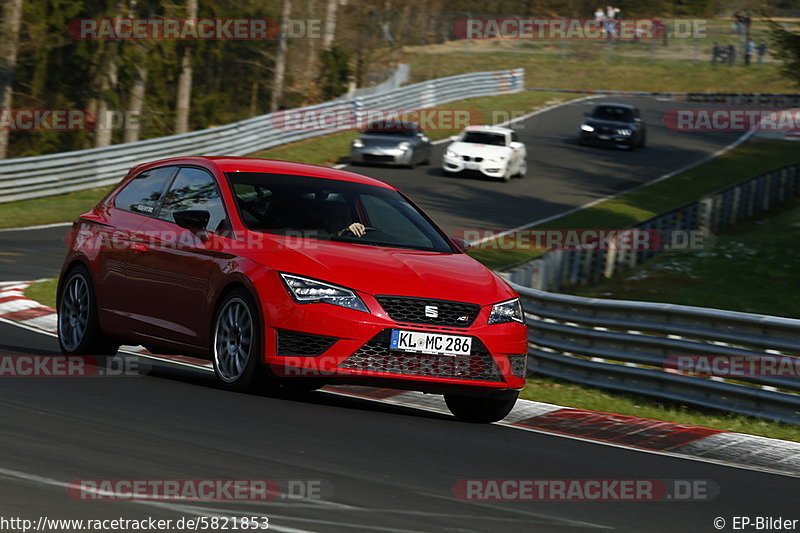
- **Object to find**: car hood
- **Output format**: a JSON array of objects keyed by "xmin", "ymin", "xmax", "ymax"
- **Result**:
[
  {"xmin": 447, "ymin": 142, "xmax": 511, "ymax": 158},
  {"xmin": 259, "ymin": 238, "xmax": 515, "ymax": 306},
  {"xmin": 357, "ymin": 134, "xmax": 416, "ymax": 148}
]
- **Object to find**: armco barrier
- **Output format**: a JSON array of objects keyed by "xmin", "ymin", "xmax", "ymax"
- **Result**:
[
  {"xmin": 527, "ymin": 87, "xmax": 800, "ymax": 106},
  {"xmin": 0, "ymin": 68, "xmax": 524, "ymax": 203},
  {"xmin": 516, "ymin": 283, "xmax": 800, "ymax": 424},
  {"xmin": 504, "ymin": 163, "xmax": 800, "ymax": 291}
]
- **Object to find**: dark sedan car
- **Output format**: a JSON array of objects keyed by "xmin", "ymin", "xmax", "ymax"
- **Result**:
[
  {"xmin": 577, "ymin": 103, "xmax": 646, "ymax": 150},
  {"xmin": 350, "ymin": 121, "xmax": 431, "ymax": 167}
]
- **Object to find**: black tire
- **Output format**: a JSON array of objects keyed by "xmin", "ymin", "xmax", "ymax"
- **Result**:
[
  {"xmin": 57, "ymin": 265, "xmax": 118, "ymax": 357},
  {"xmin": 211, "ymin": 289, "xmax": 273, "ymax": 393},
  {"xmin": 444, "ymin": 390, "xmax": 519, "ymax": 423},
  {"xmin": 280, "ymin": 379, "xmax": 326, "ymax": 393},
  {"xmin": 639, "ymin": 133, "xmax": 646, "ymax": 148}
]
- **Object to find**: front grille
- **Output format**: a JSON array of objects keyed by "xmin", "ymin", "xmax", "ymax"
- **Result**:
[
  {"xmin": 339, "ymin": 329, "xmax": 503, "ymax": 381},
  {"xmin": 363, "ymin": 154, "xmax": 395, "ymax": 163},
  {"xmin": 375, "ymin": 296, "xmax": 480, "ymax": 327},
  {"xmin": 462, "ymin": 155, "xmax": 483, "ymax": 162},
  {"xmin": 508, "ymin": 354, "xmax": 528, "ymax": 378},
  {"xmin": 276, "ymin": 330, "xmax": 337, "ymax": 357}
]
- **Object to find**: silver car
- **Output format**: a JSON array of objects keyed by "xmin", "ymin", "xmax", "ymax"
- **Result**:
[{"xmin": 350, "ymin": 121, "xmax": 432, "ymax": 168}]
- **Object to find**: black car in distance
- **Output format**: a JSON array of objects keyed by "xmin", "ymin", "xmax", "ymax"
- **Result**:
[{"xmin": 577, "ymin": 103, "xmax": 646, "ymax": 150}]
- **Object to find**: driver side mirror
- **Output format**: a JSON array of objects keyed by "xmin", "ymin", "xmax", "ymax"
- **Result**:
[
  {"xmin": 509, "ymin": 141, "xmax": 523, "ymax": 149},
  {"xmin": 173, "ymin": 210, "xmax": 210, "ymax": 232},
  {"xmin": 449, "ymin": 135, "xmax": 459, "ymax": 142},
  {"xmin": 450, "ymin": 236, "xmax": 472, "ymax": 252}
]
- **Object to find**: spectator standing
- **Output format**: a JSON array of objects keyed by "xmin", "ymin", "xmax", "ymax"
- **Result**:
[
  {"xmin": 711, "ymin": 42, "xmax": 721, "ymax": 66},
  {"xmin": 745, "ymin": 40, "xmax": 754, "ymax": 65},
  {"xmin": 727, "ymin": 43, "xmax": 736, "ymax": 65},
  {"xmin": 757, "ymin": 42, "xmax": 767, "ymax": 64}
]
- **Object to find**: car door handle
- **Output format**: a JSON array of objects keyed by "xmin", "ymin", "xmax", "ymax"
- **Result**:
[{"xmin": 132, "ymin": 243, "xmax": 147, "ymax": 254}]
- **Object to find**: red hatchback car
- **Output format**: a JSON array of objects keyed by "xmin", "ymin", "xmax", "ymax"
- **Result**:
[{"xmin": 57, "ymin": 157, "xmax": 528, "ymax": 422}]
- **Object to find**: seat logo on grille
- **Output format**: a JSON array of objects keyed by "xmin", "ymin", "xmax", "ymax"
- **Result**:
[{"xmin": 424, "ymin": 305, "xmax": 439, "ymax": 318}]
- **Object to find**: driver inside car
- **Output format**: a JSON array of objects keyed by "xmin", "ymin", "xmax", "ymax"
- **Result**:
[{"xmin": 319, "ymin": 200, "xmax": 367, "ymax": 237}]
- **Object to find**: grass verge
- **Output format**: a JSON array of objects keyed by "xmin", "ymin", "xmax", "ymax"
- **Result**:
[
  {"xmin": 522, "ymin": 375, "xmax": 800, "ymax": 441},
  {"xmin": 469, "ymin": 138, "xmax": 800, "ymax": 269},
  {"xmin": 0, "ymin": 91, "xmax": 580, "ymax": 230},
  {"xmin": 573, "ymin": 198, "xmax": 800, "ymax": 318},
  {"xmin": 25, "ymin": 278, "xmax": 58, "ymax": 309}
]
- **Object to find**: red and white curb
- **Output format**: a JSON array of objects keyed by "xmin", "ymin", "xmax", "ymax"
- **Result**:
[{"xmin": 2, "ymin": 280, "xmax": 799, "ymax": 478}]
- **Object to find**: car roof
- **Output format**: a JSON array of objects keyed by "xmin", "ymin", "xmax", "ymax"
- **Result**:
[
  {"xmin": 593, "ymin": 102, "xmax": 638, "ymax": 111},
  {"xmin": 463, "ymin": 125, "xmax": 513, "ymax": 134},
  {"xmin": 127, "ymin": 157, "xmax": 397, "ymax": 190}
]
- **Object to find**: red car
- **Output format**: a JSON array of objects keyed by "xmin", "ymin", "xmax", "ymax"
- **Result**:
[{"xmin": 57, "ymin": 157, "xmax": 527, "ymax": 422}]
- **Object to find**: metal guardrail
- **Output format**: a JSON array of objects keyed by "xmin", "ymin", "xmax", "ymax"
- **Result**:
[
  {"xmin": 505, "ymin": 164, "xmax": 800, "ymax": 291},
  {"xmin": 527, "ymin": 87, "xmax": 800, "ymax": 106},
  {"xmin": 515, "ymin": 284, "xmax": 800, "ymax": 424},
  {"xmin": 0, "ymin": 68, "xmax": 525, "ymax": 204}
]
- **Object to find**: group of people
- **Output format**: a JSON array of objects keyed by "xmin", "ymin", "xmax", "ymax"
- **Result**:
[
  {"xmin": 592, "ymin": 6, "xmax": 668, "ymax": 44},
  {"xmin": 711, "ymin": 41, "xmax": 767, "ymax": 66},
  {"xmin": 712, "ymin": 41, "xmax": 767, "ymax": 66}
]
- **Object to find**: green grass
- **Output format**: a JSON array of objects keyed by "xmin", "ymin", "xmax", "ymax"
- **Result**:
[
  {"xmin": 522, "ymin": 375, "xmax": 800, "ymax": 441},
  {"xmin": 469, "ymin": 138, "xmax": 800, "ymax": 268},
  {"xmin": 25, "ymin": 278, "xmax": 57, "ymax": 308},
  {"xmin": 573, "ymin": 198, "xmax": 800, "ymax": 319},
  {"xmin": 0, "ymin": 91, "xmax": 580, "ymax": 229},
  {"xmin": 0, "ymin": 186, "xmax": 112, "ymax": 229}
]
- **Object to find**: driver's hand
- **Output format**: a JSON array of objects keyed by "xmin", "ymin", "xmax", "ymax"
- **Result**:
[{"xmin": 343, "ymin": 222, "xmax": 366, "ymax": 237}]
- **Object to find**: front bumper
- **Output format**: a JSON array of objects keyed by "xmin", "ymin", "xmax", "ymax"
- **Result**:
[
  {"xmin": 578, "ymin": 131, "xmax": 636, "ymax": 148},
  {"xmin": 259, "ymin": 286, "xmax": 528, "ymax": 391},
  {"xmin": 350, "ymin": 147, "xmax": 412, "ymax": 166},
  {"xmin": 442, "ymin": 154, "xmax": 507, "ymax": 178}
]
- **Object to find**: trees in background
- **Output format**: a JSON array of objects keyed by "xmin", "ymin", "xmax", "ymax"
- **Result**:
[{"xmin": 2, "ymin": 0, "xmax": 797, "ymax": 159}]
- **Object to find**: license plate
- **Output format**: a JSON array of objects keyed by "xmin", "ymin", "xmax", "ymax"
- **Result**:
[
  {"xmin": 598, "ymin": 134, "xmax": 610, "ymax": 140},
  {"xmin": 390, "ymin": 330, "xmax": 472, "ymax": 356}
]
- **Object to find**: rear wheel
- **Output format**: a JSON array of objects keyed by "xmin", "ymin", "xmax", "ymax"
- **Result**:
[
  {"xmin": 212, "ymin": 290, "xmax": 272, "ymax": 393},
  {"xmin": 444, "ymin": 390, "xmax": 519, "ymax": 423},
  {"xmin": 58, "ymin": 266, "xmax": 118, "ymax": 357}
]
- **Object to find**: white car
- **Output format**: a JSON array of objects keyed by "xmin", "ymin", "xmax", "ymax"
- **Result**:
[{"xmin": 442, "ymin": 125, "xmax": 527, "ymax": 181}]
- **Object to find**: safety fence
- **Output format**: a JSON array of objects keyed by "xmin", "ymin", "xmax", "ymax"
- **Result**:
[
  {"xmin": 0, "ymin": 68, "xmax": 524, "ymax": 203},
  {"xmin": 516, "ymin": 283, "xmax": 800, "ymax": 424},
  {"xmin": 504, "ymin": 163, "xmax": 800, "ymax": 292}
]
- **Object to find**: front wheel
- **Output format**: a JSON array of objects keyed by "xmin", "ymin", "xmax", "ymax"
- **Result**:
[
  {"xmin": 58, "ymin": 266, "xmax": 118, "ymax": 357},
  {"xmin": 444, "ymin": 390, "xmax": 519, "ymax": 423},
  {"xmin": 212, "ymin": 290, "xmax": 272, "ymax": 393},
  {"xmin": 515, "ymin": 160, "xmax": 527, "ymax": 178}
]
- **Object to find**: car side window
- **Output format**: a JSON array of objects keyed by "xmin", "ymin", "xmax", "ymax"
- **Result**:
[
  {"xmin": 114, "ymin": 166, "xmax": 176, "ymax": 215},
  {"xmin": 511, "ymin": 132, "xmax": 520, "ymax": 143},
  {"xmin": 158, "ymin": 167, "xmax": 228, "ymax": 233}
]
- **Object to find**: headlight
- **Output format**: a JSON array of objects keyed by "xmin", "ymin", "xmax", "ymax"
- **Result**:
[
  {"xmin": 488, "ymin": 298, "xmax": 524, "ymax": 325},
  {"xmin": 398, "ymin": 141, "xmax": 410, "ymax": 151},
  {"xmin": 616, "ymin": 129, "xmax": 632, "ymax": 136},
  {"xmin": 580, "ymin": 123, "xmax": 595, "ymax": 132},
  {"xmin": 352, "ymin": 139, "xmax": 364, "ymax": 148},
  {"xmin": 445, "ymin": 149, "xmax": 458, "ymax": 158},
  {"xmin": 280, "ymin": 273, "xmax": 369, "ymax": 313}
]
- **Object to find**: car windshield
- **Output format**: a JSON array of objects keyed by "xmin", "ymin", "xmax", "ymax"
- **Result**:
[
  {"xmin": 227, "ymin": 172, "xmax": 455, "ymax": 253},
  {"xmin": 460, "ymin": 131, "xmax": 507, "ymax": 146},
  {"xmin": 590, "ymin": 106, "xmax": 635, "ymax": 122},
  {"xmin": 364, "ymin": 121, "xmax": 417, "ymax": 136}
]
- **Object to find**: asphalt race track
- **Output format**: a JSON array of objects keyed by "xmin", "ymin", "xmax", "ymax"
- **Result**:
[
  {"xmin": 0, "ymin": 97, "xmax": 791, "ymax": 532},
  {"xmin": 0, "ymin": 321, "xmax": 796, "ymax": 532}
]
